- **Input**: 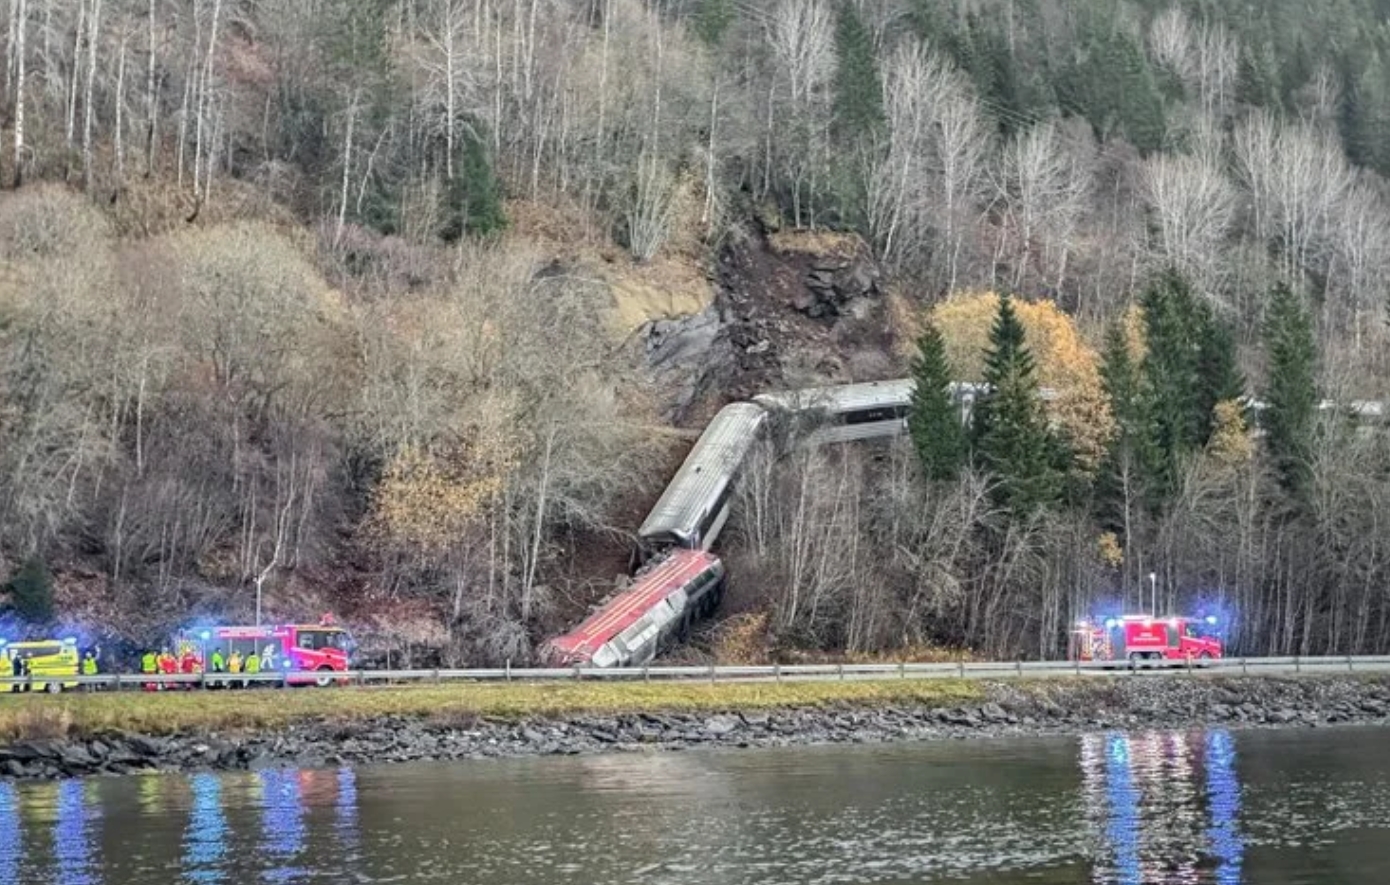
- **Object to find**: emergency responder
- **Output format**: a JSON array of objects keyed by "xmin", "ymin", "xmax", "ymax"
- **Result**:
[
  {"xmin": 262, "ymin": 644, "xmax": 277, "ymax": 672},
  {"xmin": 209, "ymin": 647, "xmax": 226, "ymax": 689},
  {"xmin": 244, "ymin": 648, "xmax": 261, "ymax": 688},
  {"xmin": 140, "ymin": 649, "xmax": 158, "ymax": 691},
  {"xmin": 81, "ymin": 650, "xmax": 98, "ymax": 691},
  {"xmin": 157, "ymin": 648, "xmax": 177, "ymax": 690}
]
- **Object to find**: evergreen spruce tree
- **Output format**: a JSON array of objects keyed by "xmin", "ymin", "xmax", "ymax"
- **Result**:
[
  {"xmin": 442, "ymin": 120, "xmax": 507, "ymax": 241},
  {"xmin": 693, "ymin": 0, "xmax": 734, "ymax": 47},
  {"xmin": 1262, "ymin": 282, "xmax": 1318, "ymax": 497},
  {"xmin": 832, "ymin": 1, "xmax": 884, "ymax": 137},
  {"xmin": 972, "ymin": 294, "xmax": 1062, "ymax": 514},
  {"xmin": 1196, "ymin": 310, "xmax": 1246, "ymax": 438},
  {"xmin": 1096, "ymin": 320, "xmax": 1156, "ymax": 530},
  {"xmin": 908, "ymin": 322, "xmax": 966, "ymax": 482},
  {"xmin": 4, "ymin": 557, "xmax": 54, "ymax": 625},
  {"xmin": 1140, "ymin": 272, "xmax": 1204, "ymax": 493}
]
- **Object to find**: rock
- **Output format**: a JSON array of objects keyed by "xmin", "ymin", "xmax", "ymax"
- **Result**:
[
  {"xmin": 1, "ymin": 760, "xmax": 26, "ymax": 778},
  {"xmin": 703, "ymin": 716, "xmax": 740, "ymax": 737},
  {"xmin": 979, "ymin": 703, "xmax": 1009, "ymax": 723},
  {"xmin": 126, "ymin": 735, "xmax": 170, "ymax": 757}
]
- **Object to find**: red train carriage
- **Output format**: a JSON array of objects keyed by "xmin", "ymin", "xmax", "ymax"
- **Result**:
[{"xmin": 542, "ymin": 550, "xmax": 726, "ymax": 668}]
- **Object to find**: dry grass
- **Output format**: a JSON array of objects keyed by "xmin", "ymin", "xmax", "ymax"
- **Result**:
[
  {"xmin": 767, "ymin": 229, "xmax": 865, "ymax": 259},
  {"xmin": 0, "ymin": 679, "xmax": 985, "ymax": 741}
]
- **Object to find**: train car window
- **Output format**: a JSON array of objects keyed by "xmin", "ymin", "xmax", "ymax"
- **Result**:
[{"xmin": 841, "ymin": 405, "xmax": 911, "ymax": 426}]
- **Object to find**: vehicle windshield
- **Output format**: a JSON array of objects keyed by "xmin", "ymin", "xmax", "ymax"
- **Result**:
[{"xmin": 296, "ymin": 629, "xmax": 350, "ymax": 652}]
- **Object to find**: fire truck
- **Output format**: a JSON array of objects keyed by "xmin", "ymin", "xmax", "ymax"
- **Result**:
[
  {"xmin": 177, "ymin": 618, "xmax": 354, "ymax": 686},
  {"xmin": 1069, "ymin": 614, "xmax": 1223, "ymax": 665}
]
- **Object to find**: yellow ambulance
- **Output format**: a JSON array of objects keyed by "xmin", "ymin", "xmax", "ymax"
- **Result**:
[{"xmin": 0, "ymin": 638, "xmax": 80, "ymax": 693}]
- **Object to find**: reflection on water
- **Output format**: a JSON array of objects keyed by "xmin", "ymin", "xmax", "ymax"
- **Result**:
[
  {"xmin": 0, "ymin": 727, "xmax": 1386, "ymax": 884},
  {"xmin": 183, "ymin": 774, "xmax": 226, "ymax": 884},
  {"xmin": 0, "ymin": 782, "xmax": 18, "ymax": 885},
  {"xmin": 1081, "ymin": 730, "xmax": 1247, "ymax": 885}
]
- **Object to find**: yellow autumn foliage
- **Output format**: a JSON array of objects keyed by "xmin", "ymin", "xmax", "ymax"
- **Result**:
[
  {"xmin": 1206, "ymin": 399, "xmax": 1254, "ymax": 468},
  {"xmin": 369, "ymin": 414, "xmax": 521, "ymax": 554},
  {"xmin": 1096, "ymin": 532, "xmax": 1124, "ymax": 569},
  {"xmin": 928, "ymin": 291, "xmax": 1116, "ymax": 472}
]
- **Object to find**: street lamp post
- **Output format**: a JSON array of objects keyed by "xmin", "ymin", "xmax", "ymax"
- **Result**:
[{"xmin": 1148, "ymin": 572, "xmax": 1157, "ymax": 615}]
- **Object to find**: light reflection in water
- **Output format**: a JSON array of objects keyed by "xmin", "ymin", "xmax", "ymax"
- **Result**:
[
  {"xmin": 1082, "ymin": 730, "xmax": 1245, "ymax": 884},
  {"xmin": 183, "ymin": 773, "xmax": 228, "ymax": 884},
  {"xmin": 335, "ymin": 767, "xmax": 358, "ymax": 854},
  {"xmin": 53, "ymin": 779, "xmax": 98, "ymax": 885},
  {"xmin": 259, "ymin": 768, "xmax": 307, "ymax": 884},
  {"xmin": 1205, "ymin": 731, "xmax": 1243, "ymax": 885},
  {"xmin": 0, "ymin": 781, "xmax": 18, "ymax": 885}
]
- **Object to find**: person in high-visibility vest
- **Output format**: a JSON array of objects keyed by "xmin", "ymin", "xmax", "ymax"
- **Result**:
[
  {"xmin": 243, "ymin": 650, "xmax": 260, "ymax": 689},
  {"xmin": 81, "ymin": 651, "xmax": 98, "ymax": 692},
  {"xmin": 140, "ymin": 650, "xmax": 158, "ymax": 691},
  {"xmin": 209, "ymin": 648, "xmax": 226, "ymax": 689}
]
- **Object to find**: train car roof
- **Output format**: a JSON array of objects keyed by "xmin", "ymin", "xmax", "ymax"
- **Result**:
[
  {"xmin": 638, "ymin": 402, "xmax": 767, "ymax": 538},
  {"xmin": 548, "ymin": 550, "xmax": 719, "ymax": 657},
  {"xmin": 753, "ymin": 379, "xmax": 916, "ymax": 413}
]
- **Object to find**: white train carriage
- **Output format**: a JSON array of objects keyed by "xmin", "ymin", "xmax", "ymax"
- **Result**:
[
  {"xmin": 753, "ymin": 380, "xmax": 995, "ymax": 445},
  {"xmin": 636, "ymin": 402, "xmax": 768, "ymax": 559}
]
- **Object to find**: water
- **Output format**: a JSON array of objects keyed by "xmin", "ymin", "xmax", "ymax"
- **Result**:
[{"xmin": 1, "ymin": 727, "xmax": 1388, "ymax": 884}]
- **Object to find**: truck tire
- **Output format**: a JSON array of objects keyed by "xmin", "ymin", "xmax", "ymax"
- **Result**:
[
  {"xmin": 314, "ymin": 666, "xmax": 335, "ymax": 688},
  {"xmin": 45, "ymin": 681, "xmax": 62, "ymax": 694}
]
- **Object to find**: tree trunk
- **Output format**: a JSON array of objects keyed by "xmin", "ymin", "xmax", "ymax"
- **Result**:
[
  {"xmin": 81, "ymin": 0, "xmax": 102, "ymax": 191},
  {"xmin": 11, "ymin": 0, "xmax": 24, "ymax": 188}
]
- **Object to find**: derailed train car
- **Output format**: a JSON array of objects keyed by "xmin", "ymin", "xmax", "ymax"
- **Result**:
[
  {"xmin": 540, "ymin": 550, "xmax": 726, "ymax": 668},
  {"xmin": 635, "ymin": 402, "xmax": 768, "ymax": 561}
]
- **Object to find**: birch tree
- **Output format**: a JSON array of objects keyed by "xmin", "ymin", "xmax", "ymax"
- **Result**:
[{"xmin": 1139, "ymin": 152, "xmax": 1236, "ymax": 297}]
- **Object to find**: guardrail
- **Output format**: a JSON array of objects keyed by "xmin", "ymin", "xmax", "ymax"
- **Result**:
[{"xmin": 2, "ymin": 655, "xmax": 1390, "ymax": 693}]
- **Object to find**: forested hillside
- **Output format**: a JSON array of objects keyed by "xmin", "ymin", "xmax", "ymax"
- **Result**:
[{"xmin": 0, "ymin": 0, "xmax": 1388, "ymax": 662}]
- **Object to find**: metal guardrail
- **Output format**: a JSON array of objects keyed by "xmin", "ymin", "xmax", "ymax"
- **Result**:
[{"xmin": 2, "ymin": 655, "xmax": 1390, "ymax": 693}]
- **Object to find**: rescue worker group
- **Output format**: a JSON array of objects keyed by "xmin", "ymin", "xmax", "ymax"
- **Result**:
[{"xmin": 1, "ymin": 639, "xmax": 286, "ymax": 692}]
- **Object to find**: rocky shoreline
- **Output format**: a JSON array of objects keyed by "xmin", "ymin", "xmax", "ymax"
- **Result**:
[{"xmin": 3, "ymin": 676, "xmax": 1388, "ymax": 781}]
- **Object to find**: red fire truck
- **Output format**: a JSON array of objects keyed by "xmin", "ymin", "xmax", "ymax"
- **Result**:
[
  {"xmin": 178, "ymin": 619, "xmax": 354, "ymax": 685},
  {"xmin": 1069, "ymin": 614, "xmax": 1222, "ymax": 664}
]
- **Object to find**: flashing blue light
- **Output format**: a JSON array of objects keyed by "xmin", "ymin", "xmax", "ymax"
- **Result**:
[
  {"xmin": 1205, "ymin": 616, "xmax": 1218, "ymax": 625},
  {"xmin": 200, "ymin": 631, "xmax": 212, "ymax": 641},
  {"xmin": 61, "ymin": 636, "xmax": 77, "ymax": 645},
  {"xmin": 1104, "ymin": 618, "xmax": 1119, "ymax": 630},
  {"xmin": 0, "ymin": 639, "xmax": 7, "ymax": 647}
]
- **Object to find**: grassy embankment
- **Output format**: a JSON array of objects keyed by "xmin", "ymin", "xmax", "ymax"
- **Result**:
[{"xmin": 0, "ymin": 679, "xmax": 986, "ymax": 741}]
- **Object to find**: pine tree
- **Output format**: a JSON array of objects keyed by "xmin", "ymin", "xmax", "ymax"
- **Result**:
[
  {"xmin": 4, "ymin": 557, "xmax": 54, "ymax": 625},
  {"xmin": 1263, "ymin": 282, "xmax": 1318, "ymax": 497},
  {"xmin": 908, "ymin": 322, "xmax": 966, "ymax": 482},
  {"xmin": 973, "ymin": 294, "xmax": 1063, "ymax": 514}
]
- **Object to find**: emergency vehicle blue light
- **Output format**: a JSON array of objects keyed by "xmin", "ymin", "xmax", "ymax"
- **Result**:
[
  {"xmin": 1104, "ymin": 618, "xmax": 1118, "ymax": 630},
  {"xmin": 0, "ymin": 638, "xmax": 7, "ymax": 647},
  {"xmin": 1205, "ymin": 616, "xmax": 1218, "ymax": 625},
  {"xmin": 200, "ymin": 631, "xmax": 211, "ymax": 641},
  {"xmin": 62, "ymin": 636, "xmax": 77, "ymax": 645}
]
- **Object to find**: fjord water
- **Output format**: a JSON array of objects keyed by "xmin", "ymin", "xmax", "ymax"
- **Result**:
[{"xmin": 2, "ymin": 727, "xmax": 1388, "ymax": 885}]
